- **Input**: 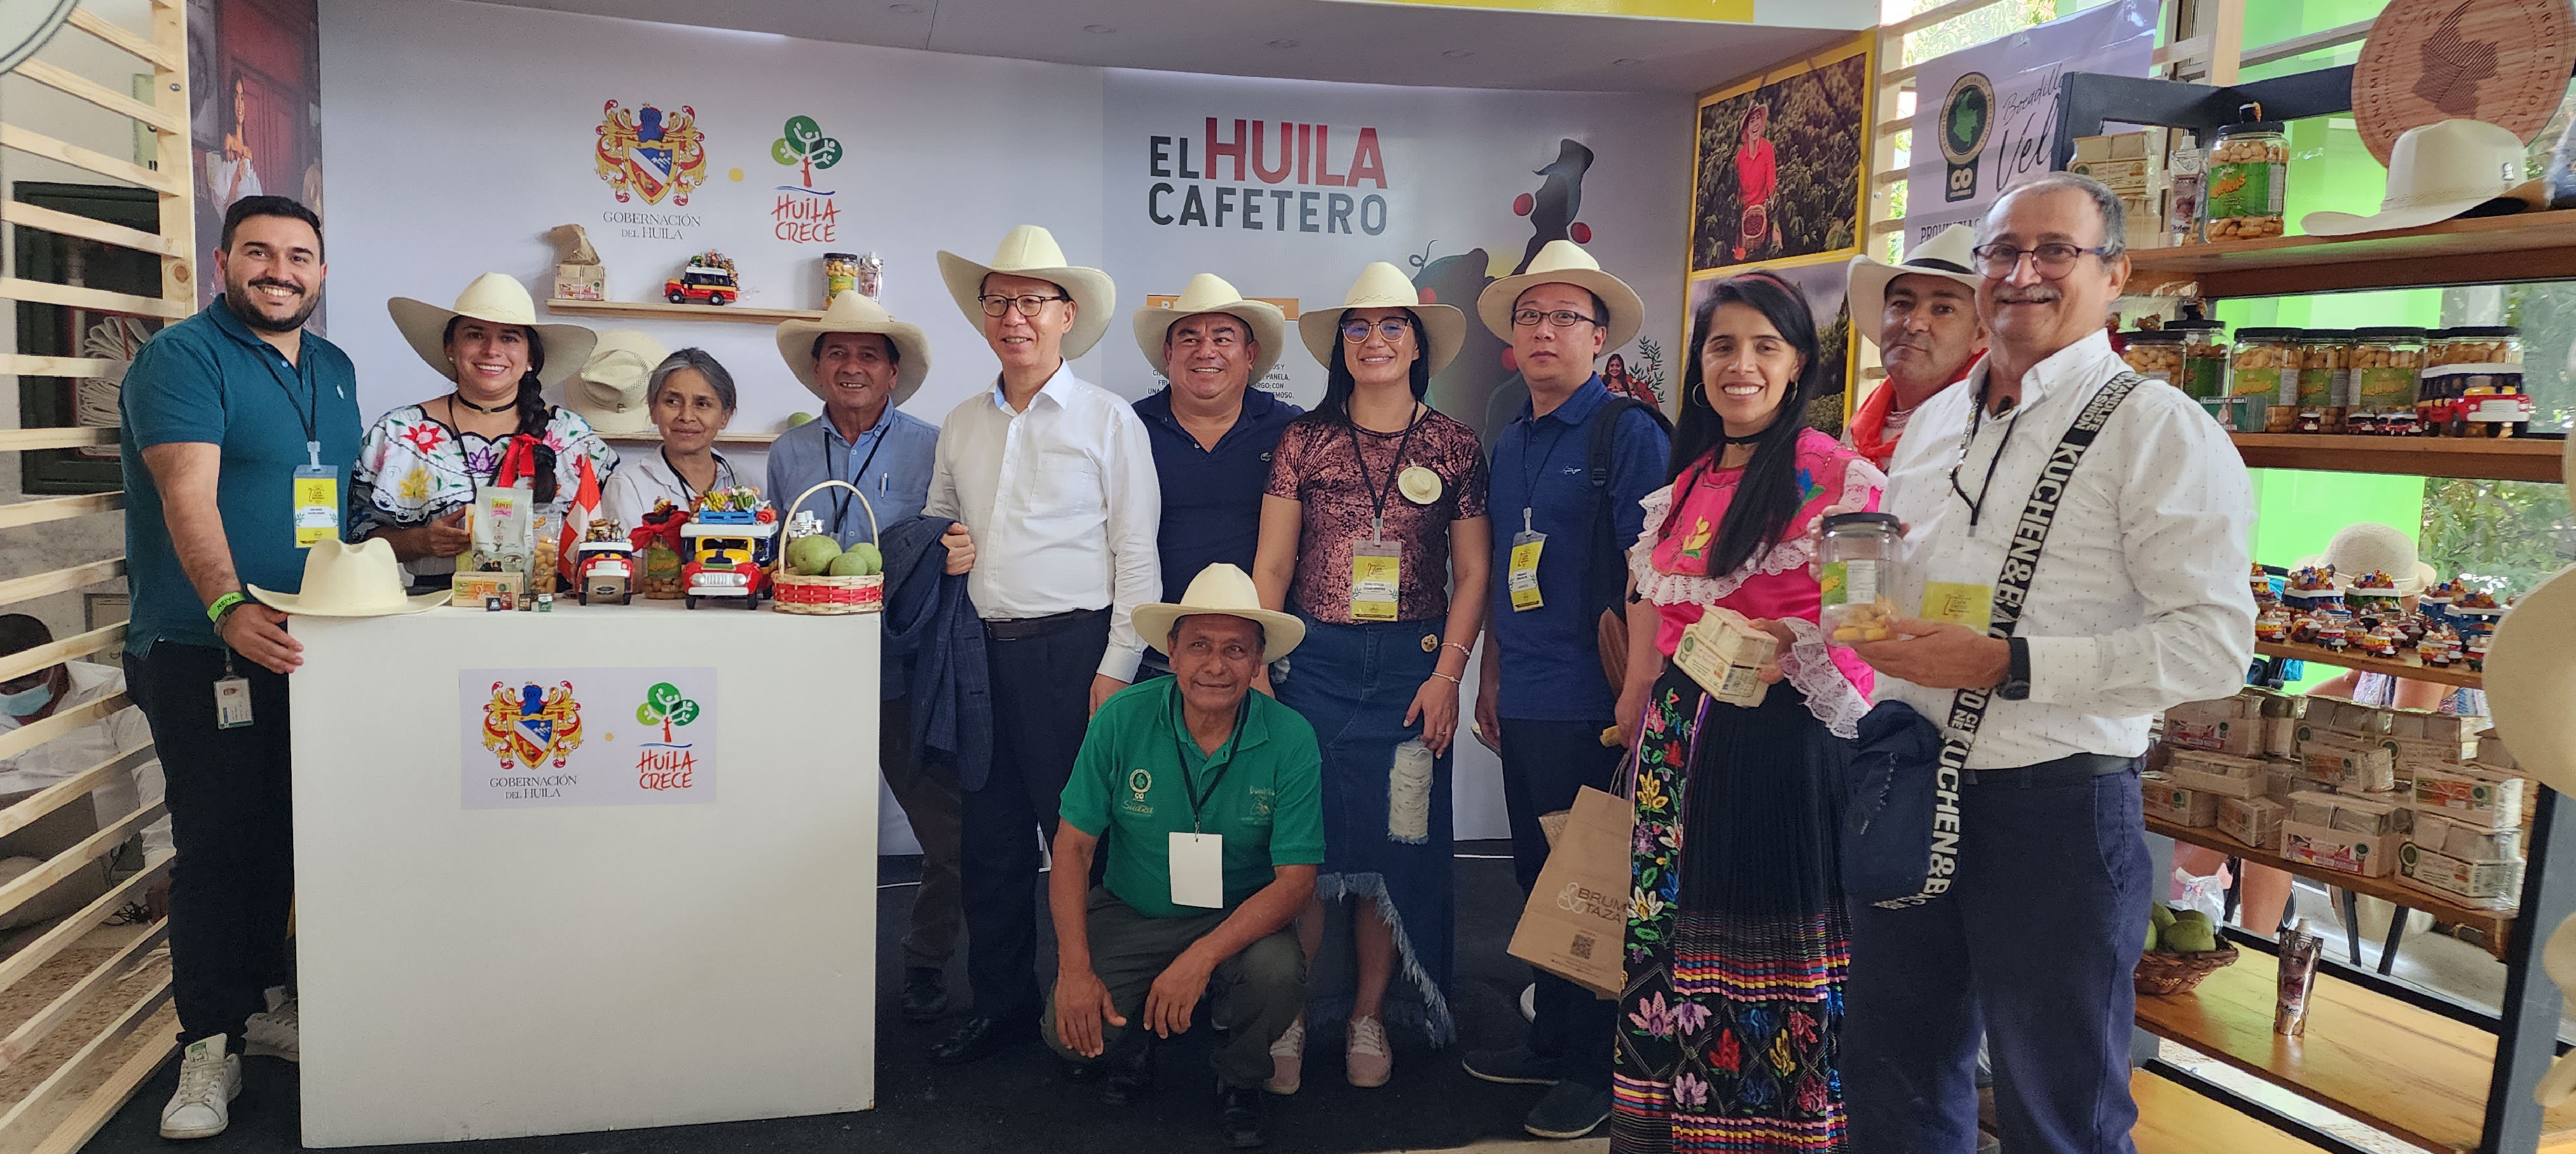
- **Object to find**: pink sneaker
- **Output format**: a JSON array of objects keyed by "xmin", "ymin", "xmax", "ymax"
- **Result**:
[
  {"xmin": 1266, "ymin": 1018, "xmax": 1305, "ymax": 1095},
  {"xmin": 1346, "ymin": 1015, "xmax": 1392, "ymax": 1088}
]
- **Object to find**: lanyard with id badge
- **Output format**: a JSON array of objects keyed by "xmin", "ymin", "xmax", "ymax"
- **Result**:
[
  {"xmin": 261, "ymin": 345, "xmax": 340, "ymax": 548},
  {"xmin": 1505, "ymin": 422, "xmax": 1573, "ymax": 613},
  {"xmin": 1346, "ymin": 410, "xmax": 1427, "ymax": 622},
  {"xmin": 1169, "ymin": 696, "xmax": 1251, "ymax": 909},
  {"xmin": 1915, "ymin": 381, "xmax": 2031, "ymax": 631}
]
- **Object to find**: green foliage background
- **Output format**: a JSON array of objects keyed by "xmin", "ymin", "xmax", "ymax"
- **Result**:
[{"xmin": 1691, "ymin": 55, "xmax": 1869, "ymax": 273}]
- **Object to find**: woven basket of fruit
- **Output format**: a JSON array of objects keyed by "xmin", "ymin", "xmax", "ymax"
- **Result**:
[
  {"xmin": 772, "ymin": 480, "xmax": 885, "ymax": 615},
  {"xmin": 2135, "ymin": 902, "xmax": 2239, "ymax": 996}
]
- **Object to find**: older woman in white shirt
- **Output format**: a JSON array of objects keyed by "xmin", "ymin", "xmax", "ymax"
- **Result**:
[{"xmin": 603, "ymin": 348, "xmax": 744, "ymax": 533}]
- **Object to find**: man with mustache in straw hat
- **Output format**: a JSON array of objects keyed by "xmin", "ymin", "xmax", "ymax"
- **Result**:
[
  {"xmin": 925, "ymin": 225, "xmax": 1161, "ymax": 1065},
  {"xmin": 768, "ymin": 292, "xmax": 965, "ymax": 1024},
  {"xmin": 1463, "ymin": 238, "xmax": 1667, "ymax": 1139},
  {"xmin": 1130, "ymin": 275, "xmax": 1300, "ymax": 679},
  {"xmin": 1844, "ymin": 224, "xmax": 1988, "ymax": 470}
]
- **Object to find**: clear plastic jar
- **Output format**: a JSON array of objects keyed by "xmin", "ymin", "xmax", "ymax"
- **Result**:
[
  {"xmin": 2294, "ymin": 330, "xmax": 2352, "ymax": 408},
  {"xmin": 1819, "ymin": 512, "xmax": 1901, "ymax": 641},
  {"xmin": 2352, "ymin": 326, "xmax": 2426, "ymax": 409},
  {"xmin": 2205, "ymin": 110, "xmax": 2287, "ymax": 241},
  {"xmin": 823, "ymin": 252, "xmax": 861, "ymax": 299},
  {"xmin": 2123, "ymin": 329, "xmax": 2185, "ymax": 384},
  {"xmin": 2230, "ymin": 328, "xmax": 2298, "ymax": 431},
  {"xmin": 2429, "ymin": 326, "xmax": 2522, "ymax": 369},
  {"xmin": 2172, "ymin": 319, "xmax": 2229, "ymax": 400}
]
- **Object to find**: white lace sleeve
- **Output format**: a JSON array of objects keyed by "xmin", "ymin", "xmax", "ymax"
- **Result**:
[
  {"xmin": 1778, "ymin": 617, "xmax": 1871, "ymax": 739},
  {"xmin": 1629, "ymin": 480, "xmax": 1816, "ymax": 609}
]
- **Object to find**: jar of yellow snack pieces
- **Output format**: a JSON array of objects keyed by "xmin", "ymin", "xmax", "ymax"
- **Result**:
[{"xmin": 1819, "ymin": 512, "xmax": 1901, "ymax": 643}]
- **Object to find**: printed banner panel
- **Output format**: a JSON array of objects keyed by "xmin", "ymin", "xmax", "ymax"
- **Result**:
[{"xmin": 460, "ymin": 667, "xmax": 717, "ymax": 809}]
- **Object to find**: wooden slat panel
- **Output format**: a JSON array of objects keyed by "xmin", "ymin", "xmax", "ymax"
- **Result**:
[
  {"xmin": 2152, "ymin": 33, "xmax": 2213, "ymax": 67},
  {"xmin": 0, "ymin": 745, "xmax": 153, "ymax": 842},
  {"xmin": 0, "ymin": 921, "xmax": 166, "ymax": 1068},
  {"xmin": 64, "ymin": 8, "xmax": 180, "ymax": 71},
  {"xmin": 0, "ymin": 864, "xmax": 166, "ymax": 997},
  {"xmin": 0, "ymin": 125, "xmax": 182, "ymax": 197},
  {"xmin": 0, "ymin": 355, "xmax": 125, "ymax": 381},
  {"xmin": 0, "ymin": 278, "xmax": 186, "ymax": 320},
  {"xmin": 28, "ymin": 1022, "xmax": 175, "ymax": 1154},
  {"xmin": 0, "ymin": 801, "xmax": 166, "ymax": 928},
  {"xmin": 1885, "ymin": 0, "xmax": 2014, "ymax": 39},
  {"xmin": 2243, "ymin": 18, "xmax": 2373, "ymax": 67},
  {"xmin": 11, "ymin": 59, "xmax": 182, "ymax": 135},
  {"xmin": 0, "ymin": 492, "xmax": 124, "ymax": 533},
  {"xmin": 0, "ymin": 626, "xmax": 124, "ymax": 688},
  {"xmin": 0, "ymin": 693, "xmax": 128, "ymax": 768},
  {"xmin": 0, "ymin": 981, "xmax": 171, "ymax": 1136},
  {"xmin": 0, "ymin": 428, "xmax": 118, "ymax": 452},
  {"xmin": 0, "ymin": 559, "xmax": 128, "ymax": 610},
  {"xmin": 148, "ymin": 0, "xmax": 193, "ymax": 309},
  {"xmin": 1, "ymin": 201, "xmax": 185, "ymax": 259}
]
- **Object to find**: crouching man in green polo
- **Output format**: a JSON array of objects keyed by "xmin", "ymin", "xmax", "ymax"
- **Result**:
[{"xmin": 1047, "ymin": 563, "xmax": 1322, "ymax": 1150}]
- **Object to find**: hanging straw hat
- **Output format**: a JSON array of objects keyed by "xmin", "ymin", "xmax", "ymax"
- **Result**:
[
  {"xmin": 2302, "ymin": 119, "xmax": 2548, "ymax": 237},
  {"xmin": 773, "ymin": 292, "xmax": 933, "ymax": 406},
  {"xmin": 935, "ymin": 224, "xmax": 1116, "ymax": 358},
  {"xmin": 1846, "ymin": 224, "xmax": 1984, "ymax": 341},
  {"xmin": 570, "ymin": 330, "xmax": 668, "ymax": 437},
  {"xmin": 247, "ymin": 538, "xmax": 449, "ymax": 616},
  {"xmin": 2295, "ymin": 521, "xmax": 2440, "ymax": 595},
  {"xmin": 1297, "ymin": 262, "xmax": 1464, "ymax": 374},
  {"xmin": 388, "ymin": 273, "xmax": 598, "ymax": 388},
  {"xmin": 1132, "ymin": 273, "xmax": 1287, "ymax": 386},
  {"xmin": 1131, "ymin": 563, "xmax": 1306, "ymax": 664},
  {"xmin": 1476, "ymin": 239, "xmax": 1644, "ymax": 352}
]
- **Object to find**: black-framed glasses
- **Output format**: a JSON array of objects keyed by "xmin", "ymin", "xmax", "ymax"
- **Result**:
[
  {"xmin": 1968, "ymin": 242, "xmax": 2118, "ymax": 278},
  {"xmin": 978, "ymin": 292, "xmax": 1070, "ymax": 318},
  {"xmin": 1340, "ymin": 319, "xmax": 1415, "ymax": 344},
  {"xmin": 1511, "ymin": 308, "xmax": 1601, "ymax": 329}
]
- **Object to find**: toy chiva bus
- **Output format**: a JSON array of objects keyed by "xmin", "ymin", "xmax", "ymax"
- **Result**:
[
  {"xmin": 575, "ymin": 540, "xmax": 638, "ymax": 606},
  {"xmin": 664, "ymin": 263, "xmax": 739, "ymax": 306},
  {"xmin": 680, "ymin": 510, "xmax": 776, "ymax": 609}
]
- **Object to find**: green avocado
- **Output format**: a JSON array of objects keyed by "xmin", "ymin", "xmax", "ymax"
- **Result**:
[
  {"xmin": 2162, "ymin": 921, "xmax": 2219, "ymax": 954},
  {"xmin": 786, "ymin": 534, "xmax": 842, "ymax": 576},
  {"xmin": 828, "ymin": 542, "xmax": 882, "ymax": 577},
  {"xmin": 2151, "ymin": 904, "xmax": 2177, "ymax": 930}
]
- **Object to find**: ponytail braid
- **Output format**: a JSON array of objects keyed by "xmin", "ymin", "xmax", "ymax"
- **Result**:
[{"xmin": 514, "ymin": 329, "xmax": 559, "ymax": 505}]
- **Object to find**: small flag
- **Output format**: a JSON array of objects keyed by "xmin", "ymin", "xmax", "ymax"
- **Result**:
[{"xmin": 559, "ymin": 455, "xmax": 601, "ymax": 587}]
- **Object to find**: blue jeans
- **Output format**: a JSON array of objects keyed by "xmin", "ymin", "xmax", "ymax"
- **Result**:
[{"xmin": 1842, "ymin": 761, "xmax": 2150, "ymax": 1154}]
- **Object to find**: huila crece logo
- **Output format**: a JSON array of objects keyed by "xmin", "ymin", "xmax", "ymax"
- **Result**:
[
  {"xmin": 770, "ymin": 115, "xmax": 846, "ymax": 243},
  {"xmin": 634, "ymin": 681, "xmax": 702, "ymax": 792}
]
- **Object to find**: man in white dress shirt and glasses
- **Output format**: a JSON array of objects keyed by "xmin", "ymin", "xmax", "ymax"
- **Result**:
[
  {"xmin": 924, "ymin": 224, "xmax": 1163, "ymax": 1065},
  {"xmin": 1842, "ymin": 173, "xmax": 2256, "ymax": 1154}
]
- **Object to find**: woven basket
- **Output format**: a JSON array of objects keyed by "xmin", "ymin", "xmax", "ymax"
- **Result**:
[
  {"xmin": 2134, "ymin": 943, "xmax": 2240, "ymax": 996},
  {"xmin": 771, "ymin": 480, "xmax": 884, "ymax": 616}
]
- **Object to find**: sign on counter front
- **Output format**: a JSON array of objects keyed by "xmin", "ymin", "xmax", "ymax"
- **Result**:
[{"xmin": 462, "ymin": 667, "xmax": 718, "ymax": 808}]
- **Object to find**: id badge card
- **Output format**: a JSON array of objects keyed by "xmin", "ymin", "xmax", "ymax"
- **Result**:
[
  {"xmin": 1351, "ymin": 540, "xmax": 1402, "ymax": 622},
  {"xmin": 292, "ymin": 464, "xmax": 340, "ymax": 548},
  {"xmin": 1169, "ymin": 831, "xmax": 1225, "ymax": 909},
  {"xmin": 1507, "ymin": 529, "xmax": 1546, "ymax": 613},
  {"xmin": 214, "ymin": 676, "xmax": 254, "ymax": 730},
  {"xmin": 1921, "ymin": 581, "xmax": 1995, "ymax": 631}
]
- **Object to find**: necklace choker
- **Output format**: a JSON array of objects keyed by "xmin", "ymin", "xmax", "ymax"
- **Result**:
[
  {"xmin": 1721, "ymin": 428, "xmax": 1769, "ymax": 445},
  {"xmin": 452, "ymin": 391, "xmax": 514, "ymax": 415}
]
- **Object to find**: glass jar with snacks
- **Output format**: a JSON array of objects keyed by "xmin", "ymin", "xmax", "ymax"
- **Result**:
[
  {"xmin": 2429, "ymin": 325, "xmax": 2521, "ymax": 369},
  {"xmin": 2204, "ymin": 107, "xmax": 2287, "ymax": 241},
  {"xmin": 2122, "ymin": 329, "xmax": 2186, "ymax": 385},
  {"xmin": 1818, "ymin": 512, "xmax": 1901, "ymax": 642},
  {"xmin": 823, "ymin": 252, "xmax": 861, "ymax": 299},
  {"xmin": 2171, "ymin": 318, "xmax": 2229, "ymax": 400},
  {"xmin": 2294, "ymin": 330, "xmax": 2352, "ymax": 409},
  {"xmin": 2352, "ymin": 326, "xmax": 2425, "ymax": 411},
  {"xmin": 2229, "ymin": 327, "xmax": 2298, "ymax": 431}
]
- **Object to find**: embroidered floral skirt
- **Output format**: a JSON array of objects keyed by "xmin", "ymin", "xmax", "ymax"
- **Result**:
[{"xmin": 1612, "ymin": 664, "xmax": 1853, "ymax": 1153}]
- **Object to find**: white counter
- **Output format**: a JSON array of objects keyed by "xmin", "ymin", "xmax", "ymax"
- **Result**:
[{"xmin": 290, "ymin": 597, "xmax": 880, "ymax": 1146}]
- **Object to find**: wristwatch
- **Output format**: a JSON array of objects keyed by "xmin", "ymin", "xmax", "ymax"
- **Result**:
[{"xmin": 1997, "ymin": 637, "xmax": 2032, "ymax": 701}]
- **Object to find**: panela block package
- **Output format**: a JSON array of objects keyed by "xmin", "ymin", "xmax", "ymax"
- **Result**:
[
  {"xmin": 2164, "ymin": 750, "xmax": 2265, "ymax": 799},
  {"xmin": 2411, "ymin": 763, "xmax": 2523, "ymax": 830},
  {"xmin": 2397, "ymin": 841, "xmax": 2523, "ymax": 905},
  {"xmin": 2216, "ymin": 796, "xmax": 2285, "ymax": 852},
  {"xmin": 2283, "ymin": 820, "xmax": 2398, "ymax": 878},
  {"xmin": 2141, "ymin": 774, "xmax": 2220, "ymax": 827}
]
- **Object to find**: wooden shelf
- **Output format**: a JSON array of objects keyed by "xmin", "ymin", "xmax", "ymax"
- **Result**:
[
  {"xmin": 2135, "ymin": 950, "xmax": 2576, "ymax": 1154},
  {"xmin": 2232, "ymin": 433, "xmax": 2565, "ymax": 484},
  {"xmin": 2252, "ymin": 639, "xmax": 2485, "ymax": 690},
  {"xmin": 2127, "ymin": 209, "xmax": 2576, "ymax": 298},
  {"xmin": 594, "ymin": 430, "xmax": 780, "ymax": 445},
  {"xmin": 545, "ymin": 299, "xmax": 821, "ymax": 324},
  {"xmin": 2146, "ymin": 816, "xmax": 2514, "ymax": 958},
  {"xmin": 2130, "ymin": 1068, "xmax": 2349, "ymax": 1154}
]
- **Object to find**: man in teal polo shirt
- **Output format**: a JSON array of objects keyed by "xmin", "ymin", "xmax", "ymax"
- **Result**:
[
  {"xmin": 119, "ymin": 196, "xmax": 362, "ymax": 1141},
  {"xmin": 1048, "ymin": 564, "xmax": 1320, "ymax": 1150}
]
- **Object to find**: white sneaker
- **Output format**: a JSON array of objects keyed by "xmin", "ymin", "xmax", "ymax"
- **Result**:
[
  {"xmin": 159, "ymin": 1034, "xmax": 241, "ymax": 1139},
  {"xmin": 1346, "ymin": 1015, "xmax": 1392, "ymax": 1089},
  {"xmin": 1265, "ymin": 1018, "xmax": 1305, "ymax": 1096},
  {"xmin": 245, "ymin": 989, "xmax": 298, "ymax": 1062}
]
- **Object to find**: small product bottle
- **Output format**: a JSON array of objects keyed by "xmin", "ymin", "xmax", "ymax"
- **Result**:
[
  {"xmin": 1818, "ymin": 512, "xmax": 1902, "ymax": 642},
  {"xmin": 2276, "ymin": 919, "xmax": 2323, "ymax": 1036}
]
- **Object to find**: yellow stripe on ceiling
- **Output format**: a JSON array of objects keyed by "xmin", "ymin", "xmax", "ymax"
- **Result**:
[{"xmin": 1348, "ymin": 0, "xmax": 1757, "ymax": 22}]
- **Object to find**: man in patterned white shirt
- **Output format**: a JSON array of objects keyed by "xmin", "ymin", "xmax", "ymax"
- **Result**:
[
  {"xmin": 1843, "ymin": 173, "xmax": 2256, "ymax": 1154},
  {"xmin": 923, "ymin": 224, "xmax": 1162, "ymax": 1066}
]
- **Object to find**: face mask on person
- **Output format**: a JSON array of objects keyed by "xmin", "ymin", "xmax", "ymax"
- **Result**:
[{"xmin": 0, "ymin": 679, "xmax": 53, "ymax": 718}]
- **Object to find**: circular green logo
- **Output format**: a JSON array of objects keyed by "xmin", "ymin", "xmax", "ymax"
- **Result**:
[
  {"xmin": 1127, "ymin": 768, "xmax": 1153, "ymax": 798},
  {"xmin": 1940, "ymin": 72, "xmax": 1996, "ymax": 166}
]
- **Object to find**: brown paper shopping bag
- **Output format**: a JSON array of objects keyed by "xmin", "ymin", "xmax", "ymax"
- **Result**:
[{"xmin": 1507, "ymin": 783, "xmax": 1633, "ymax": 998}]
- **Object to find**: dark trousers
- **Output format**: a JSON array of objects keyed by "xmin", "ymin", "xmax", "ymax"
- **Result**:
[
  {"xmin": 1043, "ymin": 888, "xmax": 1306, "ymax": 1088},
  {"xmin": 1844, "ymin": 761, "xmax": 2151, "ymax": 1154},
  {"xmin": 125, "ymin": 642, "xmax": 295, "ymax": 1045},
  {"xmin": 962, "ymin": 608, "xmax": 1110, "ymax": 1023},
  {"xmin": 1498, "ymin": 716, "xmax": 1620, "ymax": 1089},
  {"xmin": 882, "ymin": 695, "xmax": 963, "ymax": 971}
]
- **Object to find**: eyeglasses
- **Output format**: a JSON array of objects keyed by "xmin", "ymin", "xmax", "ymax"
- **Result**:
[
  {"xmin": 978, "ymin": 292, "xmax": 1069, "ymax": 318},
  {"xmin": 1340, "ymin": 319, "xmax": 1415, "ymax": 344},
  {"xmin": 1968, "ymin": 242, "xmax": 2118, "ymax": 278},
  {"xmin": 1511, "ymin": 308, "xmax": 1601, "ymax": 329}
]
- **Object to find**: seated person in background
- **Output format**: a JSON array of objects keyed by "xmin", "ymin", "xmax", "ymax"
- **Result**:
[
  {"xmin": 1046, "ymin": 564, "xmax": 1321, "ymax": 1151},
  {"xmin": 0, "ymin": 614, "xmax": 168, "ymax": 865}
]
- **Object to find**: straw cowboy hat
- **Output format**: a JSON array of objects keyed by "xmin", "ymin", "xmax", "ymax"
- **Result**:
[
  {"xmin": 570, "ymin": 330, "xmax": 668, "ymax": 437},
  {"xmin": 1846, "ymin": 224, "xmax": 1983, "ymax": 341},
  {"xmin": 1298, "ymin": 262, "xmax": 1465, "ymax": 375},
  {"xmin": 388, "ymin": 273, "xmax": 598, "ymax": 388},
  {"xmin": 2296, "ymin": 521, "xmax": 2440, "ymax": 596},
  {"xmin": 935, "ymin": 224, "xmax": 1116, "ymax": 358},
  {"xmin": 247, "ymin": 538, "xmax": 449, "ymax": 617},
  {"xmin": 1132, "ymin": 273, "xmax": 1287, "ymax": 386},
  {"xmin": 1476, "ymin": 239, "xmax": 1644, "ymax": 353},
  {"xmin": 1132, "ymin": 564, "xmax": 1306, "ymax": 664},
  {"xmin": 2303, "ymin": 119, "xmax": 2547, "ymax": 237},
  {"xmin": 774, "ymin": 292, "xmax": 933, "ymax": 407}
]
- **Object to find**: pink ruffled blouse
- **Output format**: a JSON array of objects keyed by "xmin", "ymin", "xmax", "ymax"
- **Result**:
[{"xmin": 1629, "ymin": 429, "xmax": 1886, "ymax": 737}]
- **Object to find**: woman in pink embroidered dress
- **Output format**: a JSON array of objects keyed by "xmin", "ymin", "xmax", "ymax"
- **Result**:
[{"xmin": 1606, "ymin": 274, "xmax": 1882, "ymax": 1153}]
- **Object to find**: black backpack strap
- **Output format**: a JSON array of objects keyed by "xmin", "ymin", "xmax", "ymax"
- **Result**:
[{"xmin": 1580, "ymin": 397, "xmax": 1670, "ymax": 624}]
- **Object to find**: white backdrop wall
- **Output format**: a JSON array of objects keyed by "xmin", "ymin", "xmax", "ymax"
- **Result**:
[{"xmin": 319, "ymin": 0, "xmax": 1692, "ymax": 843}]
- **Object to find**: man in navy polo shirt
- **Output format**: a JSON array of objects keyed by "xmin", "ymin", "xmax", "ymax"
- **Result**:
[
  {"xmin": 1128, "ymin": 274, "xmax": 1299, "ymax": 677},
  {"xmin": 1466, "ymin": 240, "xmax": 1668, "ymax": 1140},
  {"xmin": 121, "ymin": 196, "xmax": 362, "ymax": 1140}
]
